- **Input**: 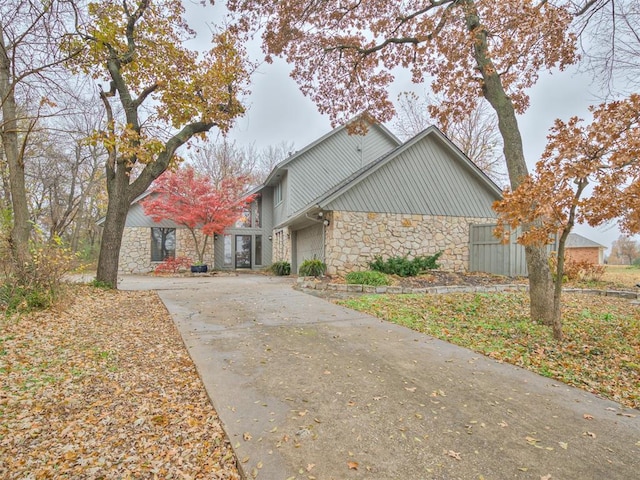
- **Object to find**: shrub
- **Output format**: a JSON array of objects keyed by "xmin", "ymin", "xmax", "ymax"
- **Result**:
[
  {"xmin": 269, "ymin": 261, "xmax": 291, "ymax": 276},
  {"xmin": 298, "ymin": 258, "xmax": 326, "ymax": 277},
  {"xmin": 345, "ymin": 270, "xmax": 390, "ymax": 286},
  {"xmin": 154, "ymin": 256, "xmax": 191, "ymax": 274},
  {"xmin": 1, "ymin": 236, "xmax": 76, "ymax": 314},
  {"xmin": 550, "ymin": 255, "xmax": 606, "ymax": 283},
  {"xmin": 369, "ymin": 252, "xmax": 442, "ymax": 277}
]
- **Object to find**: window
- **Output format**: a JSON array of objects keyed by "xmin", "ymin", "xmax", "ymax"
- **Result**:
[
  {"xmin": 235, "ymin": 196, "xmax": 262, "ymax": 228},
  {"xmin": 223, "ymin": 234, "xmax": 233, "ymax": 266},
  {"xmin": 151, "ymin": 228, "xmax": 175, "ymax": 261},
  {"xmin": 254, "ymin": 196, "xmax": 262, "ymax": 228},
  {"xmin": 255, "ymin": 235, "xmax": 262, "ymax": 266},
  {"xmin": 235, "ymin": 207, "xmax": 252, "ymax": 228},
  {"xmin": 274, "ymin": 182, "xmax": 282, "ymax": 205}
]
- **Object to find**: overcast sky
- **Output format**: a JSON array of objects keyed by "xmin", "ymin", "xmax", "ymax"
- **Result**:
[{"xmin": 187, "ymin": 5, "xmax": 629, "ymax": 253}]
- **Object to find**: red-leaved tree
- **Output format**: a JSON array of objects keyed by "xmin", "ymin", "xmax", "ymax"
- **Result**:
[{"xmin": 142, "ymin": 167, "xmax": 253, "ymax": 265}]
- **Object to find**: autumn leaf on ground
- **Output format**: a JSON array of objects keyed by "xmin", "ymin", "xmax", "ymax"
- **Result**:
[
  {"xmin": 405, "ymin": 386, "xmax": 417, "ymax": 392},
  {"xmin": 0, "ymin": 287, "xmax": 240, "ymax": 479},
  {"xmin": 583, "ymin": 414, "xmax": 594, "ymax": 420},
  {"xmin": 347, "ymin": 461, "xmax": 359, "ymax": 470},
  {"xmin": 446, "ymin": 450, "xmax": 461, "ymax": 460},
  {"xmin": 306, "ymin": 463, "xmax": 315, "ymax": 472},
  {"xmin": 243, "ymin": 432, "xmax": 253, "ymax": 441}
]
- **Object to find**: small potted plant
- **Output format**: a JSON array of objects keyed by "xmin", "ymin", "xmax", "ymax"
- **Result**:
[{"xmin": 190, "ymin": 261, "xmax": 208, "ymax": 274}]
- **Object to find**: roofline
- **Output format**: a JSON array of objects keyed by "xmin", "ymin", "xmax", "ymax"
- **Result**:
[
  {"xmin": 261, "ymin": 115, "xmax": 401, "ymax": 187},
  {"xmin": 566, "ymin": 232, "xmax": 608, "ymax": 249},
  {"xmin": 310, "ymin": 125, "xmax": 503, "ymax": 210}
]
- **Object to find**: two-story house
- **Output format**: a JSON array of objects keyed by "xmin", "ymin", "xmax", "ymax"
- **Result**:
[{"xmin": 115, "ymin": 117, "xmax": 504, "ymax": 276}]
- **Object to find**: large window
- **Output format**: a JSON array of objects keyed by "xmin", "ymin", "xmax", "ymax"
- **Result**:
[
  {"xmin": 274, "ymin": 182, "xmax": 282, "ymax": 205},
  {"xmin": 235, "ymin": 196, "xmax": 262, "ymax": 228},
  {"xmin": 151, "ymin": 228, "xmax": 175, "ymax": 261}
]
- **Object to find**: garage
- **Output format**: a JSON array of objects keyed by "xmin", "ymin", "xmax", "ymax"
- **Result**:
[{"xmin": 292, "ymin": 223, "xmax": 324, "ymax": 274}]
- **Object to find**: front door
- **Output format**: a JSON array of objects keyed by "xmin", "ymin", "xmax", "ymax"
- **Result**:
[{"xmin": 235, "ymin": 235, "xmax": 252, "ymax": 268}]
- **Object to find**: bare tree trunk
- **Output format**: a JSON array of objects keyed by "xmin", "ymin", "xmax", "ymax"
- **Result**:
[
  {"xmin": 0, "ymin": 23, "xmax": 31, "ymax": 276},
  {"xmin": 95, "ymin": 164, "xmax": 130, "ymax": 287},
  {"xmin": 464, "ymin": 1, "xmax": 554, "ymax": 325}
]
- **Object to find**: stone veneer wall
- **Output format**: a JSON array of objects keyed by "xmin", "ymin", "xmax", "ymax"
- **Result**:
[
  {"xmin": 324, "ymin": 211, "xmax": 496, "ymax": 276},
  {"xmin": 271, "ymin": 227, "xmax": 291, "ymax": 264},
  {"xmin": 118, "ymin": 227, "xmax": 214, "ymax": 274}
]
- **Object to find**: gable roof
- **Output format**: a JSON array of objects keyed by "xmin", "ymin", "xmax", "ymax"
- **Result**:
[
  {"xmin": 280, "ymin": 125, "xmax": 503, "ymax": 228},
  {"xmin": 566, "ymin": 233, "xmax": 607, "ymax": 249},
  {"xmin": 259, "ymin": 116, "xmax": 400, "ymax": 189}
]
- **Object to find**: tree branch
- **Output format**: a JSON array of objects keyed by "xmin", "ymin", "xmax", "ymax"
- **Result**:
[{"xmin": 132, "ymin": 83, "xmax": 158, "ymax": 109}]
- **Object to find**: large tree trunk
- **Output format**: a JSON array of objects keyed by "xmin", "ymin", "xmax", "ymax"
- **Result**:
[
  {"xmin": 96, "ymin": 160, "xmax": 131, "ymax": 287},
  {"xmin": 464, "ymin": 1, "xmax": 554, "ymax": 325},
  {"xmin": 0, "ymin": 23, "xmax": 31, "ymax": 277}
]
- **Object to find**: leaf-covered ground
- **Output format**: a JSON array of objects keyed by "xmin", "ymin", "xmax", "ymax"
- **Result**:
[
  {"xmin": 339, "ymin": 292, "xmax": 640, "ymax": 409},
  {"xmin": 0, "ymin": 286, "xmax": 240, "ymax": 479}
]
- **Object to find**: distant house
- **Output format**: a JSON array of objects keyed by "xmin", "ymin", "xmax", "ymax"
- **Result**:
[
  {"xmin": 114, "ymin": 117, "xmax": 504, "ymax": 275},
  {"xmin": 565, "ymin": 233, "xmax": 607, "ymax": 265}
]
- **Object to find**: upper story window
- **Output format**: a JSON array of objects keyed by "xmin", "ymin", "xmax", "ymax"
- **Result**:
[
  {"xmin": 235, "ymin": 196, "xmax": 262, "ymax": 228},
  {"xmin": 274, "ymin": 181, "xmax": 282, "ymax": 205}
]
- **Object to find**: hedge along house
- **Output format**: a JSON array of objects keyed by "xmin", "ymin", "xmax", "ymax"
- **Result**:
[{"xmin": 112, "ymin": 117, "xmax": 503, "ymax": 275}]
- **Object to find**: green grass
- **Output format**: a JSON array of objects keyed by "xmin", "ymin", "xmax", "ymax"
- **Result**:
[{"xmin": 338, "ymin": 291, "xmax": 640, "ymax": 409}]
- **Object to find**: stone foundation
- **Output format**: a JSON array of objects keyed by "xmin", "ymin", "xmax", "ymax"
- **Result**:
[
  {"xmin": 271, "ymin": 227, "xmax": 291, "ymax": 264},
  {"xmin": 324, "ymin": 211, "xmax": 495, "ymax": 276}
]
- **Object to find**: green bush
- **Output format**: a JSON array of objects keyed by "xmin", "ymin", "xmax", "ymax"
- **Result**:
[
  {"xmin": 269, "ymin": 261, "xmax": 291, "ymax": 276},
  {"xmin": 369, "ymin": 252, "xmax": 441, "ymax": 277},
  {"xmin": 345, "ymin": 270, "xmax": 390, "ymax": 286},
  {"xmin": 298, "ymin": 258, "xmax": 326, "ymax": 277}
]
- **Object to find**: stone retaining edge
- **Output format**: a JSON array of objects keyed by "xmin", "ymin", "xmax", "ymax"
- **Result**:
[{"xmin": 295, "ymin": 277, "xmax": 640, "ymax": 299}]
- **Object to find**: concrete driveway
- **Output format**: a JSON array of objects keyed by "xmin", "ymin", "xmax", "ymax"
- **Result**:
[{"xmin": 120, "ymin": 274, "xmax": 639, "ymax": 480}]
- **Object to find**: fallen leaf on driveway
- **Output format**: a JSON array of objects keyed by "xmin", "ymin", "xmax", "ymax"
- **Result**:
[
  {"xmin": 405, "ymin": 387, "xmax": 417, "ymax": 392},
  {"xmin": 347, "ymin": 461, "xmax": 359, "ymax": 470},
  {"xmin": 243, "ymin": 432, "xmax": 253, "ymax": 441},
  {"xmin": 583, "ymin": 414, "xmax": 594, "ymax": 420},
  {"xmin": 446, "ymin": 450, "xmax": 461, "ymax": 460}
]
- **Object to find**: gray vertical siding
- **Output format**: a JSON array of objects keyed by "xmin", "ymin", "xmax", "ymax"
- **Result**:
[
  {"xmin": 286, "ymin": 126, "xmax": 398, "ymax": 218},
  {"xmin": 325, "ymin": 135, "xmax": 500, "ymax": 218},
  {"xmin": 469, "ymin": 225, "xmax": 557, "ymax": 277}
]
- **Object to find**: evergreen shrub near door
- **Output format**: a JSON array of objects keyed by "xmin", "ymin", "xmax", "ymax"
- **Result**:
[
  {"xmin": 298, "ymin": 259, "xmax": 326, "ymax": 277},
  {"xmin": 269, "ymin": 261, "xmax": 291, "ymax": 276}
]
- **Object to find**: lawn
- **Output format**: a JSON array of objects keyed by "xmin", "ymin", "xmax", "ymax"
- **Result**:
[
  {"xmin": 339, "ymin": 290, "xmax": 640, "ymax": 410},
  {"xmin": 0, "ymin": 286, "xmax": 240, "ymax": 479}
]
